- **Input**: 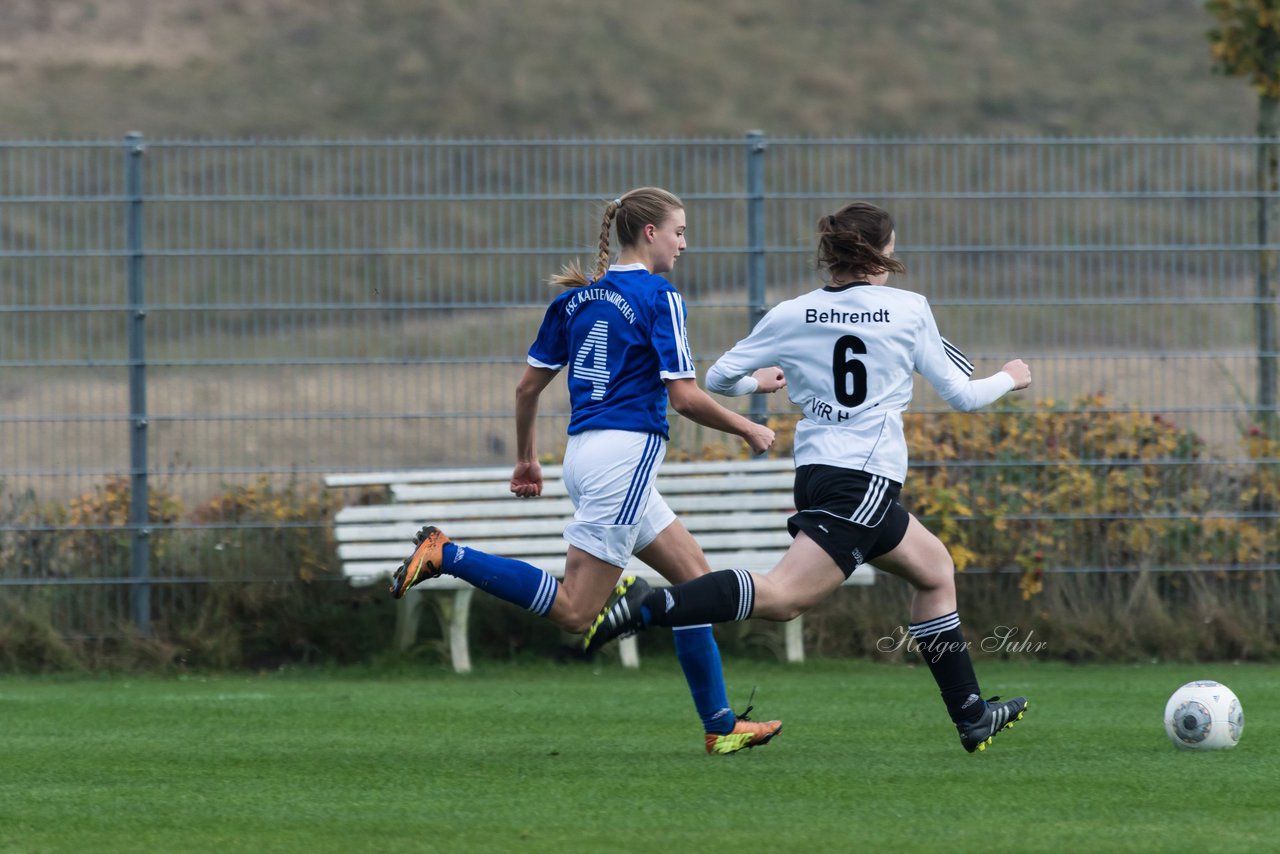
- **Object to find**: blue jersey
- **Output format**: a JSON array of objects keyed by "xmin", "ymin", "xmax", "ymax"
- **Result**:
[{"xmin": 527, "ymin": 263, "xmax": 697, "ymax": 438}]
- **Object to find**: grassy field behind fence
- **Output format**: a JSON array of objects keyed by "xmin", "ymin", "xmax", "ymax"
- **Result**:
[{"xmin": 2, "ymin": 659, "xmax": 1277, "ymax": 853}]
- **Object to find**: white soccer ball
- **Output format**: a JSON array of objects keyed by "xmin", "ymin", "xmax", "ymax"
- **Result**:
[{"xmin": 1163, "ymin": 680, "xmax": 1244, "ymax": 750}]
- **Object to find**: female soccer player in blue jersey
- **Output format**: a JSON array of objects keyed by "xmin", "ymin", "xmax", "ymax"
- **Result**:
[
  {"xmin": 390, "ymin": 187, "xmax": 786, "ymax": 754},
  {"xmin": 584, "ymin": 201, "xmax": 1034, "ymax": 754}
]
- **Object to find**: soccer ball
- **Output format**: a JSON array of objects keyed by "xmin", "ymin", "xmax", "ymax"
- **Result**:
[{"xmin": 1163, "ymin": 680, "xmax": 1244, "ymax": 750}]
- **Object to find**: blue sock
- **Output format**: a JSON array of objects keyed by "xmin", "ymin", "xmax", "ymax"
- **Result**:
[
  {"xmin": 440, "ymin": 543, "xmax": 558, "ymax": 616},
  {"xmin": 673, "ymin": 624, "xmax": 736, "ymax": 734}
]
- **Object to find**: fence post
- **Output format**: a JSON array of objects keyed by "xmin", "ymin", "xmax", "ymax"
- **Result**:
[
  {"xmin": 125, "ymin": 131, "xmax": 151, "ymax": 635},
  {"xmin": 745, "ymin": 130, "xmax": 767, "ymax": 424}
]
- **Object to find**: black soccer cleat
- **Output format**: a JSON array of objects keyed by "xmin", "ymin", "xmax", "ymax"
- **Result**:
[
  {"xmin": 582, "ymin": 575, "xmax": 653, "ymax": 655},
  {"xmin": 957, "ymin": 696, "xmax": 1028, "ymax": 753}
]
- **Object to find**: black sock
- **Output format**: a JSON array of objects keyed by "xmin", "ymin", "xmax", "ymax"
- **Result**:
[
  {"xmin": 643, "ymin": 569, "xmax": 755, "ymax": 626},
  {"xmin": 908, "ymin": 611, "xmax": 984, "ymax": 724}
]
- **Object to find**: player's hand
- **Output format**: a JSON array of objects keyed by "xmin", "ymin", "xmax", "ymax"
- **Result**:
[
  {"xmin": 510, "ymin": 460, "xmax": 544, "ymax": 497},
  {"xmin": 1002, "ymin": 359, "xmax": 1031, "ymax": 390},
  {"xmin": 744, "ymin": 422, "xmax": 776, "ymax": 456},
  {"xmin": 753, "ymin": 367, "xmax": 787, "ymax": 394}
]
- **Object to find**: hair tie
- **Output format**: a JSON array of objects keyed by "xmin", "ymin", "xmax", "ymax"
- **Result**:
[{"xmin": 612, "ymin": 198, "xmax": 623, "ymax": 206}]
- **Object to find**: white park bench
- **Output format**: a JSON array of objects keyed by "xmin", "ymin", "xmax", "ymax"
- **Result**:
[{"xmin": 325, "ymin": 458, "xmax": 875, "ymax": 672}]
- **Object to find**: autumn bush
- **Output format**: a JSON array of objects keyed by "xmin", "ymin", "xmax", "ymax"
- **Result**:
[
  {"xmin": 766, "ymin": 394, "xmax": 1280, "ymax": 661},
  {"xmin": 0, "ymin": 477, "xmax": 392, "ymax": 671},
  {"xmin": 2, "ymin": 395, "xmax": 1277, "ymax": 670}
]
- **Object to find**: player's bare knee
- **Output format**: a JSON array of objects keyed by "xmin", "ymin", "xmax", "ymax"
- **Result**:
[
  {"xmin": 775, "ymin": 603, "xmax": 809, "ymax": 621},
  {"xmin": 755, "ymin": 596, "xmax": 811, "ymax": 621},
  {"xmin": 915, "ymin": 562, "xmax": 956, "ymax": 594}
]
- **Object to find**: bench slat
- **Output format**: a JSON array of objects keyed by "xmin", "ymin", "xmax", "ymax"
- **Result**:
[
  {"xmin": 338, "ymin": 530, "xmax": 797, "ymax": 561},
  {"xmin": 335, "ymin": 492, "xmax": 795, "ymax": 525},
  {"xmin": 335, "ymin": 518, "xmax": 568, "ymax": 542},
  {"xmin": 333, "ymin": 511, "xmax": 790, "ymax": 544},
  {"xmin": 326, "ymin": 466, "xmax": 550, "ymax": 487},
  {"xmin": 390, "ymin": 472, "xmax": 795, "ymax": 503},
  {"xmin": 325, "ymin": 458, "xmax": 794, "ymax": 488},
  {"xmin": 327, "ymin": 457, "xmax": 875, "ymax": 672},
  {"xmin": 336, "ymin": 499, "xmax": 578, "ymax": 524}
]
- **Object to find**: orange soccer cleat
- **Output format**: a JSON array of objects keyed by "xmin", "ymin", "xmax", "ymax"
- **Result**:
[
  {"xmin": 389, "ymin": 526, "xmax": 451, "ymax": 599},
  {"xmin": 705, "ymin": 716, "xmax": 782, "ymax": 755}
]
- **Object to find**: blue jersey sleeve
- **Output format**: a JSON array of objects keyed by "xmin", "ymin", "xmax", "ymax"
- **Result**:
[
  {"xmin": 649, "ymin": 286, "xmax": 697, "ymax": 380},
  {"xmin": 527, "ymin": 294, "xmax": 569, "ymax": 370}
]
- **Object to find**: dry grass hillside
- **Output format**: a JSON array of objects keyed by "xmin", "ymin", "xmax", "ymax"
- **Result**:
[{"xmin": 0, "ymin": 0, "xmax": 1260, "ymax": 139}]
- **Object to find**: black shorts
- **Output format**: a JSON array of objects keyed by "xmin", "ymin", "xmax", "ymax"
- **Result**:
[{"xmin": 787, "ymin": 465, "xmax": 910, "ymax": 578}]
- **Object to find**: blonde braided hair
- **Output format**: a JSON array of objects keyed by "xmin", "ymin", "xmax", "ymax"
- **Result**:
[{"xmin": 550, "ymin": 187, "xmax": 684, "ymax": 287}]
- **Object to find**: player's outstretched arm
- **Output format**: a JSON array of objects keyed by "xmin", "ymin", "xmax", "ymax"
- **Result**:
[
  {"xmin": 1001, "ymin": 359, "xmax": 1031, "ymax": 390},
  {"xmin": 511, "ymin": 366, "xmax": 559, "ymax": 497},
  {"xmin": 705, "ymin": 363, "xmax": 786, "ymax": 396},
  {"xmin": 752, "ymin": 367, "xmax": 787, "ymax": 393},
  {"xmin": 936, "ymin": 359, "xmax": 1031, "ymax": 412},
  {"xmin": 666, "ymin": 378, "xmax": 775, "ymax": 455}
]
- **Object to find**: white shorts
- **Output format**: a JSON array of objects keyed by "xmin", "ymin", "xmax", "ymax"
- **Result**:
[{"xmin": 561, "ymin": 429, "xmax": 678, "ymax": 568}]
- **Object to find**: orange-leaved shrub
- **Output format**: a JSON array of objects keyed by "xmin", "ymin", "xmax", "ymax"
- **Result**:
[
  {"xmin": 903, "ymin": 394, "xmax": 1275, "ymax": 598},
  {"xmin": 737, "ymin": 393, "xmax": 1280, "ymax": 660},
  {"xmin": 741, "ymin": 394, "xmax": 1273, "ymax": 600}
]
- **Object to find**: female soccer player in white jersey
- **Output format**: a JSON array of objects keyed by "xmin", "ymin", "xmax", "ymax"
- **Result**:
[
  {"xmin": 584, "ymin": 201, "xmax": 1034, "ymax": 753},
  {"xmin": 390, "ymin": 187, "xmax": 786, "ymax": 754}
]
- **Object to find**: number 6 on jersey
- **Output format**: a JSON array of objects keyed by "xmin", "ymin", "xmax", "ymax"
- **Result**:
[{"xmin": 833, "ymin": 334, "xmax": 868, "ymax": 407}]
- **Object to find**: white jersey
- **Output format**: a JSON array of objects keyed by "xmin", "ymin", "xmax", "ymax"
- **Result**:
[{"xmin": 706, "ymin": 283, "xmax": 1014, "ymax": 482}]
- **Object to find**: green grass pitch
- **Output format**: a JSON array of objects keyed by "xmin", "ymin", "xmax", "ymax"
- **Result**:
[{"xmin": 2, "ymin": 658, "xmax": 1276, "ymax": 852}]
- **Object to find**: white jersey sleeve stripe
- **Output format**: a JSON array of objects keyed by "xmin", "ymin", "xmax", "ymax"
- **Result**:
[
  {"xmin": 678, "ymin": 293, "xmax": 695, "ymax": 371},
  {"xmin": 942, "ymin": 338, "xmax": 974, "ymax": 376},
  {"xmin": 666, "ymin": 292, "xmax": 694, "ymax": 373}
]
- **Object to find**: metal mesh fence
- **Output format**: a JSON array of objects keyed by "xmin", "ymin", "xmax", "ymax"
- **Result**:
[{"xmin": 2, "ymin": 134, "xmax": 1276, "ymax": 634}]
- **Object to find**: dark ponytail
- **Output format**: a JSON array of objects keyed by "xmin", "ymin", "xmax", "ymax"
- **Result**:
[{"xmin": 816, "ymin": 202, "xmax": 906, "ymax": 282}]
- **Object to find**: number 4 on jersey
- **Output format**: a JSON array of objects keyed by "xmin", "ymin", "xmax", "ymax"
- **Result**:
[{"xmin": 574, "ymin": 319, "xmax": 612, "ymax": 400}]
